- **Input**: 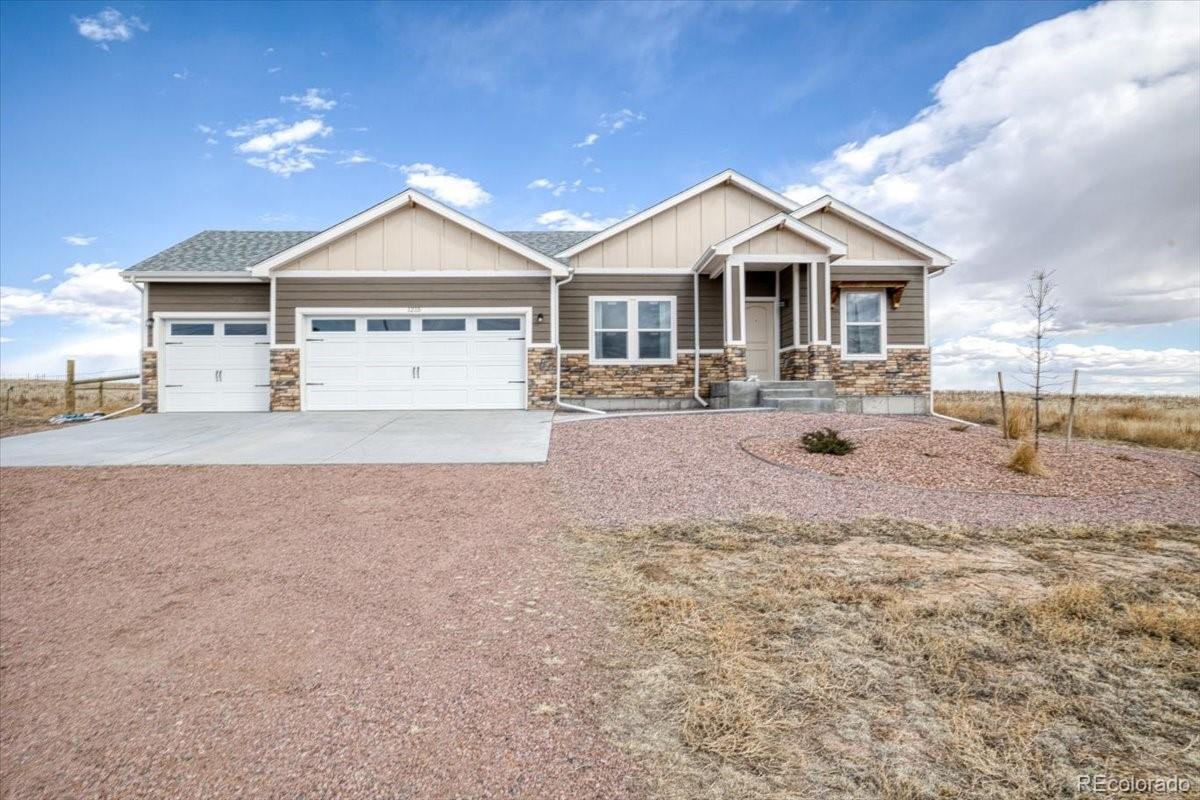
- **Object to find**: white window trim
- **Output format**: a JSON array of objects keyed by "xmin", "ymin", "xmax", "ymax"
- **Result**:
[
  {"xmin": 839, "ymin": 290, "xmax": 887, "ymax": 361},
  {"xmin": 150, "ymin": 311, "xmax": 270, "ymax": 353},
  {"xmin": 588, "ymin": 295, "xmax": 677, "ymax": 365}
]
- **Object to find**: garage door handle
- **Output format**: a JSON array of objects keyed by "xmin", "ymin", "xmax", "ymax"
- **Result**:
[
  {"xmin": 306, "ymin": 338, "xmax": 324, "ymax": 342},
  {"xmin": 164, "ymin": 384, "xmax": 183, "ymax": 388},
  {"xmin": 254, "ymin": 384, "xmax": 270, "ymax": 388},
  {"xmin": 508, "ymin": 337, "xmax": 525, "ymax": 341},
  {"xmin": 305, "ymin": 382, "xmax": 325, "ymax": 386},
  {"xmin": 165, "ymin": 341, "xmax": 182, "ymax": 345},
  {"xmin": 508, "ymin": 380, "xmax": 526, "ymax": 384}
]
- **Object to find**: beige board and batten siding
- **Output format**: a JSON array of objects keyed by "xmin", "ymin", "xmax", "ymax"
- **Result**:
[
  {"xmin": 830, "ymin": 265, "xmax": 926, "ymax": 346},
  {"xmin": 733, "ymin": 226, "xmax": 830, "ymax": 258},
  {"xmin": 145, "ymin": 281, "xmax": 269, "ymax": 345},
  {"xmin": 275, "ymin": 203, "xmax": 544, "ymax": 273},
  {"xmin": 558, "ymin": 274, "xmax": 725, "ymax": 351},
  {"xmin": 570, "ymin": 183, "xmax": 785, "ymax": 270},
  {"xmin": 274, "ymin": 277, "xmax": 552, "ymax": 344},
  {"xmin": 800, "ymin": 209, "xmax": 924, "ymax": 261}
]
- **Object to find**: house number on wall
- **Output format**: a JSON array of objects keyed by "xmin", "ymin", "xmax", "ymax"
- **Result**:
[{"xmin": 406, "ymin": 306, "xmax": 422, "ymax": 312}]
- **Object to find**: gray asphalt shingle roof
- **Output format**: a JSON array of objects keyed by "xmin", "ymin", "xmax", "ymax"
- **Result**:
[
  {"xmin": 124, "ymin": 230, "xmax": 319, "ymax": 274},
  {"xmin": 502, "ymin": 231, "xmax": 594, "ymax": 259},
  {"xmin": 124, "ymin": 228, "xmax": 597, "ymax": 274}
]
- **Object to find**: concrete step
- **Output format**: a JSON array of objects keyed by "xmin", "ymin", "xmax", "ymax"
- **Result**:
[
  {"xmin": 760, "ymin": 388, "xmax": 815, "ymax": 400},
  {"xmin": 761, "ymin": 397, "xmax": 836, "ymax": 412},
  {"xmin": 756, "ymin": 380, "xmax": 836, "ymax": 398}
]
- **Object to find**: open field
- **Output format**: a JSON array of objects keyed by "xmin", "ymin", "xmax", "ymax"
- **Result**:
[
  {"xmin": 572, "ymin": 516, "xmax": 1200, "ymax": 800},
  {"xmin": 0, "ymin": 379, "xmax": 139, "ymax": 437},
  {"xmin": 934, "ymin": 390, "xmax": 1200, "ymax": 451}
]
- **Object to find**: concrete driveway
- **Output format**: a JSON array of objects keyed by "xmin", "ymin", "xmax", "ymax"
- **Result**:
[{"xmin": 0, "ymin": 410, "xmax": 553, "ymax": 466}]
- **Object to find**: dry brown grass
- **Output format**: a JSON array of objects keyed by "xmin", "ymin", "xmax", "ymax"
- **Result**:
[
  {"xmin": 0, "ymin": 379, "xmax": 139, "ymax": 437},
  {"xmin": 935, "ymin": 390, "xmax": 1200, "ymax": 451},
  {"xmin": 1007, "ymin": 440, "xmax": 1050, "ymax": 477},
  {"xmin": 571, "ymin": 517, "xmax": 1200, "ymax": 800}
]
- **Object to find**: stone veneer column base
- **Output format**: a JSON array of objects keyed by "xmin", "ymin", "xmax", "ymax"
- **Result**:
[
  {"xmin": 527, "ymin": 346, "xmax": 557, "ymax": 410},
  {"xmin": 270, "ymin": 348, "xmax": 300, "ymax": 411},
  {"xmin": 778, "ymin": 348, "xmax": 807, "ymax": 381},
  {"xmin": 722, "ymin": 346, "xmax": 747, "ymax": 382},
  {"xmin": 140, "ymin": 350, "xmax": 158, "ymax": 413}
]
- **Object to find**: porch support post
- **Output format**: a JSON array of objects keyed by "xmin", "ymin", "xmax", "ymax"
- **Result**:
[{"xmin": 722, "ymin": 261, "xmax": 747, "ymax": 381}]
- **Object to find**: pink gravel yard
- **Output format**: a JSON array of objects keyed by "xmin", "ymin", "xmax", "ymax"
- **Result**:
[{"xmin": 2, "ymin": 410, "xmax": 1198, "ymax": 798}]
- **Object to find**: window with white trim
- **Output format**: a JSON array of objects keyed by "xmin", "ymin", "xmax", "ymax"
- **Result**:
[
  {"xmin": 842, "ymin": 291, "xmax": 885, "ymax": 358},
  {"xmin": 590, "ymin": 297, "xmax": 675, "ymax": 363}
]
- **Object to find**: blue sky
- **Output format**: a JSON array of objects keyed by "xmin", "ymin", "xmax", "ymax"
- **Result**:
[{"xmin": 2, "ymin": 1, "xmax": 1198, "ymax": 392}]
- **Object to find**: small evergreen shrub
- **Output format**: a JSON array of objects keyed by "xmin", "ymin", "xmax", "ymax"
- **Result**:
[{"xmin": 801, "ymin": 428, "xmax": 857, "ymax": 456}]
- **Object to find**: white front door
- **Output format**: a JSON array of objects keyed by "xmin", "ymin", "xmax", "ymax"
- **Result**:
[
  {"xmin": 745, "ymin": 302, "xmax": 776, "ymax": 380},
  {"xmin": 302, "ymin": 313, "xmax": 527, "ymax": 411},
  {"xmin": 160, "ymin": 319, "xmax": 271, "ymax": 412}
]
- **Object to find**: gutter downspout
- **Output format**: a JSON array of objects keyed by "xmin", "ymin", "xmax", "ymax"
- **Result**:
[
  {"xmin": 127, "ymin": 276, "xmax": 146, "ymax": 408},
  {"xmin": 924, "ymin": 266, "xmax": 976, "ymax": 424},
  {"xmin": 553, "ymin": 268, "xmax": 604, "ymax": 415},
  {"xmin": 693, "ymin": 271, "xmax": 709, "ymax": 407}
]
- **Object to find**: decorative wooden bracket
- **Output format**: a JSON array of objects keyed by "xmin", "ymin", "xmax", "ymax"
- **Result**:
[{"xmin": 830, "ymin": 280, "xmax": 908, "ymax": 310}]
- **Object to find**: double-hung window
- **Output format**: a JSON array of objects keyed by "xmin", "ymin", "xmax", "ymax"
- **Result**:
[
  {"xmin": 842, "ymin": 291, "xmax": 886, "ymax": 359},
  {"xmin": 590, "ymin": 297, "xmax": 675, "ymax": 363}
]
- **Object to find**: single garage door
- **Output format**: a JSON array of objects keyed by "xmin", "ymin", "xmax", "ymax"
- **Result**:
[
  {"xmin": 302, "ymin": 313, "xmax": 527, "ymax": 410},
  {"xmin": 160, "ymin": 318, "xmax": 271, "ymax": 412}
]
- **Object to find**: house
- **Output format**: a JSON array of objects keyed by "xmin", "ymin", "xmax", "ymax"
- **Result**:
[{"xmin": 120, "ymin": 170, "xmax": 952, "ymax": 415}]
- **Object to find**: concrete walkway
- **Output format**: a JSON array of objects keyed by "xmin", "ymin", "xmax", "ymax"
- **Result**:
[{"xmin": 0, "ymin": 411, "xmax": 554, "ymax": 466}]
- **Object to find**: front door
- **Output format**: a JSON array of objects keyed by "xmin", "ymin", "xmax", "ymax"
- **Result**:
[{"xmin": 745, "ymin": 302, "xmax": 776, "ymax": 380}]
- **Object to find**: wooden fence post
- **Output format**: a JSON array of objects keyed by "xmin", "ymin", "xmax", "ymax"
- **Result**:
[
  {"xmin": 1065, "ymin": 369, "xmax": 1079, "ymax": 453},
  {"xmin": 997, "ymin": 371, "xmax": 1008, "ymax": 441},
  {"xmin": 65, "ymin": 359, "xmax": 76, "ymax": 414},
  {"xmin": 97, "ymin": 380, "xmax": 104, "ymax": 411}
]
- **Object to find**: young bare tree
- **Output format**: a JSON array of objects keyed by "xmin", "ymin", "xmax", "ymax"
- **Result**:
[{"xmin": 1018, "ymin": 269, "xmax": 1059, "ymax": 451}]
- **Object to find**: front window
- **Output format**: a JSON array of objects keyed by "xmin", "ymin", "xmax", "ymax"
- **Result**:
[
  {"xmin": 843, "ymin": 291, "xmax": 884, "ymax": 358},
  {"xmin": 591, "ymin": 297, "xmax": 675, "ymax": 362}
]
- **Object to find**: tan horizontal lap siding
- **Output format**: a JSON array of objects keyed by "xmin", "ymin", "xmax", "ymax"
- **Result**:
[
  {"xmin": 559, "ymin": 274, "xmax": 724, "ymax": 351},
  {"xmin": 274, "ymin": 277, "xmax": 551, "ymax": 344},
  {"xmin": 830, "ymin": 265, "xmax": 925, "ymax": 346},
  {"xmin": 146, "ymin": 281, "xmax": 269, "ymax": 345}
]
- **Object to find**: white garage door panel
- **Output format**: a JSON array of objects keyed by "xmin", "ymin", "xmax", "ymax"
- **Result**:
[
  {"xmin": 301, "ymin": 314, "xmax": 526, "ymax": 411},
  {"xmin": 160, "ymin": 319, "xmax": 270, "ymax": 413}
]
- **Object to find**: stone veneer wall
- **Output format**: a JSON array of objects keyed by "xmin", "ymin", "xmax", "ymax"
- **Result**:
[
  {"xmin": 140, "ymin": 350, "xmax": 158, "ymax": 413},
  {"xmin": 779, "ymin": 348, "xmax": 806, "ymax": 382},
  {"xmin": 270, "ymin": 348, "xmax": 301, "ymax": 411},
  {"xmin": 808, "ymin": 345, "xmax": 930, "ymax": 396},
  {"xmin": 527, "ymin": 346, "xmax": 557, "ymax": 410},
  {"xmin": 722, "ymin": 346, "xmax": 747, "ymax": 381},
  {"xmin": 560, "ymin": 352, "xmax": 727, "ymax": 399}
]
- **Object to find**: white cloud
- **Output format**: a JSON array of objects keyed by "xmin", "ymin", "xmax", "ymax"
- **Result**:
[
  {"xmin": 398, "ymin": 163, "xmax": 491, "ymax": 208},
  {"xmin": 72, "ymin": 7, "xmax": 148, "ymax": 49},
  {"xmin": 0, "ymin": 337, "xmax": 10, "ymax": 344},
  {"xmin": 172, "ymin": 69, "xmax": 189, "ymax": 80},
  {"xmin": 527, "ymin": 177, "xmax": 570, "ymax": 197},
  {"xmin": 62, "ymin": 234, "xmax": 96, "ymax": 246},
  {"xmin": 0, "ymin": 328, "xmax": 140, "ymax": 379},
  {"xmin": 281, "ymin": 88, "xmax": 337, "ymax": 111},
  {"xmin": 934, "ymin": 336, "xmax": 1200, "ymax": 395},
  {"xmin": 0, "ymin": 263, "xmax": 138, "ymax": 327},
  {"xmin": 535, "ymin": 209, "xmax": 621, "ymax": 232},
  {"xmin": 197, "ymin": 124, "xmax": 215, "ymax": 135},
  {"xmin": 780, "ymin": 2, "xmax": 1200, "ymax": 388},
  {"xmin": 32, "ymin": 274, "xmax": 52, "ymax": 283},
  {"xmin": 574, "ymin": 133, "xmax": 599, "ymax": 148},
  {"xmin": 225, "ymin": 118, "xmax": 281, "ymax": 138},
  {"xmin": 337, "ymin": 151, "xmax": 374, "ymax": 166},
  {"xmin": 237, "ymin": 118, "xmax": 329, "ymax": 154},
  {"xmin": 267, "ymin": 66, "xmax": 282, "ymax": 74},
  {"xmin": 599, "ymin": 108, "xmax": 645, "ymax": 132},
  {"xmin": 231, "ymin": 118, "xmax": 333, "ymax": 177}
]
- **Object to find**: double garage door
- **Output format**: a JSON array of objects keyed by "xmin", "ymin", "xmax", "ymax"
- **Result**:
[
  {"xmin": 158, "ymin": 312, "xmax": 527, "ymax": 412},
  {"xmin": 303, "ymin": 313, "xmax": 527, "ymax": 410}
]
